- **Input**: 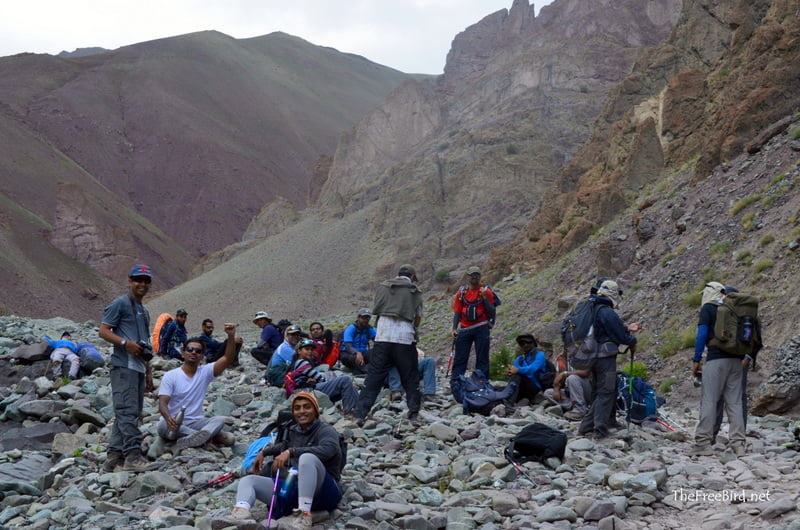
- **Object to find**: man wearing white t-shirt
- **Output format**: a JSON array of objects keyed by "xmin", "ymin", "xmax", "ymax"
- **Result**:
[{"xmin": 157, "ymin": 323, "xmax": 239, "ymax": 452}]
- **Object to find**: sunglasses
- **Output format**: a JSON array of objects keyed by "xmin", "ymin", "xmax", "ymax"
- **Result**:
[
  {"xmin": 130, "ymin": 276, "xmax": 151, "ymax": 284},
  {"xmin": 185, "ymin": 346, "xmax": 203, "ymax": 353}
]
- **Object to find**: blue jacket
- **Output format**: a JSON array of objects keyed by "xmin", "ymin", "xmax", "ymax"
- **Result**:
[
  {"xmin": 44, "ymin": 337, "xmax": 78, "ymax": 352},
  {"xmin": 259, "ymin": 324, "xmax": 283, "ymax": 350},
  {"xmin": 342, "ymin": 323, "xmax": 376, "ymax": 353},
  {"xmin": 513, "ymin": 350, "xmax": 548, "ymax": 389},
  {"xmin": 593, "ymin": 297, "xmax": 637, "ymax": 352}
]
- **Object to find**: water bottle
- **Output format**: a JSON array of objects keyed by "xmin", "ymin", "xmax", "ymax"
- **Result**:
[
  {"xmin": 740, "ymin": 316, "xmax": 754, "ymax": 342},
  {"xmin": 278, "ymin": 467, "xmax": 298, "ymax": 498},
  {"xmin": 693, "ymin": 372, "xmax": 702, "ymax": 388},
  {"xmin": 166, "ymin": 406, "xmax": 186, "ymax": 440}
]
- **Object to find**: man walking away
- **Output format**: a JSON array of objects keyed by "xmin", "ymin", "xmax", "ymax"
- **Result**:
[
  {"xmin": 98, "ymin": 264, "xmax": 156, "ymax": 472},
  {"xmin": 356, "ymin": 264, "xmax": 424, "ymax": 427}
]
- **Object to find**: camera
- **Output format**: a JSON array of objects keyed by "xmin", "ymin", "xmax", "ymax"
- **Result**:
[{"xmin": 137, "ymin": 340, "xmax": 154, "ymax": 362}]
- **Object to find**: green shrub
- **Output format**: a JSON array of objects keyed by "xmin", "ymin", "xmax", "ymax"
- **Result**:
[
  {"xmin": 661, "ymin": 253, "xmax": 677, "ymax": 267},
  {"xmin": 683, "ymin": 290, "xmax": 702, "ymax": 307},
  {"xmin": 435, "ymin": 270, "xmax": 450, "ymax": 282},
  {"xmin": 506, "ymin": 144, "xmax": 519, "ymax": 155},
  {"xmin": 792, "ymin": 126, "xmax": 800, "ymax": 140},
  {"xmin": 754, "ymin": 259, "xmax": 774, "ymax": 273},
  {"xmin": 438, "ymin": 142, "xmax": 449, "ymax": 151},
  {"xmin": 659, "ymin": 377, "xmax": 678, "ymax": 395},
  {"xmin": 709, "ymin": 240, "xmax": 731, "ymax": 258},
  {"xmin": 680, "ymin": 327, "xmax": 696, "ymax": 349},
  {"xmin": 760, "ymin": 234, "xmax": 775, "ymax": 247},
  {"xmin": 620, "ymin": 360, "xmax": 649, "ymax": 379},
  {"xmin": 729, "ymin": 194, "xmax": 760, "ymax": 216},
  {"xmin": 741, "ymin": 212, "xmax": 756, "ymax": 230},
  {"xmin": 490, "ymin": 345, "xmax": 516, "ymax": 380}
]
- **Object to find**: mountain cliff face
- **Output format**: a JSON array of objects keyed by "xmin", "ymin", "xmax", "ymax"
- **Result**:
[
  {"xmin": 316, "ymin": 0, "xmax": 681, "ymax": 282},
  {"xmin": 489, "ymin": 0, "xmax": 798, "ymax": 276},
  {"xmin": 0, "ymin": 31, "xmax": 409, "ymax": 318}
]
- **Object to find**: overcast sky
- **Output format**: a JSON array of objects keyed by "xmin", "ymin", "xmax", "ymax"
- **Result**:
[{"xmin": 0, "ymin": 0, "xmax": 554, "ymax": 74}]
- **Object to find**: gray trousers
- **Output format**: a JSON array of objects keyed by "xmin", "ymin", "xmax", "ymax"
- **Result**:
[
  {"xmin": 578, "ymin": 356, "xmax": 617, "ymax": 437},
  {"xmin": 108, "ymin": 366, "xmax": 145, "ymax": 454},
  {"xmin": 543, "ymin": 374, "xmax": 593, "ymax": 414},
  {"xmin": 235, "ymin": 453, "xmax": 327, "ymax": 509},
  {"xmin": 695, "ymin": 357, "xmax": 745, "ymax": 447},
  {"xmin": 157, "ymin": 415, "xmax": 226, "ymax": 441},
  {"xmin": 315, "ymin": 376, "xmax": 359, "ymax": 414}
]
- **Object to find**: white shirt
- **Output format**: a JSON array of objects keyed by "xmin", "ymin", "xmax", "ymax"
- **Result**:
[{"xmin": 158, "ymin": 363, "xmax": 215, "ymax": 423}]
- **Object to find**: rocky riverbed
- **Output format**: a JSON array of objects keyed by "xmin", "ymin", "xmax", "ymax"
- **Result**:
[{"xmin": 1, "ymin": 316, "xmax": 800, "ymax": 530}]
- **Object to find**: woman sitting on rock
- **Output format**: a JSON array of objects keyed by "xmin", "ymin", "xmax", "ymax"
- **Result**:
[{"xmin": 213, "ymin": 391, "xmax": 342, "ymax": 529}]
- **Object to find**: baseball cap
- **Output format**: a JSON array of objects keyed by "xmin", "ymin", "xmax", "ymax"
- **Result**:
[
  {"xmin": 467, "ymin": 266, "xmax": 481, "ymax": 275},
  {"xmin": 129, "ymin": 264, "xmax": 152, "ymax": 278},
  {"xmin": 252, "ymin": 311, "xmax": 270, "ymax": 323},
  {"xmin": 398, "ymin": 264, "xmax": 417, "ymax": 279},
  {"xmin": 176, "ymin": 309, "xmax": 187, "ymax": 316},
  {"xmin": 357, "ymin": 308, "xmax": 372, "ymax": 317},
  {"xmin": 297, "ymin": 339, "xmax": 315, "ymax": 350},
  {"xmin": 286, "ymin": 325, "xmax": 302, "ymax": 334}
]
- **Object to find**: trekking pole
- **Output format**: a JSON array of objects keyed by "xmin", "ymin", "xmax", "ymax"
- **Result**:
[
  {"xmin": 186, "ymin": 471, "xmax": 236, "ymax": 496},
  {"xmin": 444, "ymin": 339, "xmax": 456, "ymax": 379},
  {"xmin": 503, "ymin": 451, "xmax": 538, "ymax": 488},
  {"xmin": 265, "ymin": 468, "xmax": 280, "ymax": 528},
  {"xmin": 623, "ymin": 347, "xmax": 633, "ymax": 433}
]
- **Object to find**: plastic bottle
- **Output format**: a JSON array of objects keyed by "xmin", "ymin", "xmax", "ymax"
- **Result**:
[
  {"xmin": 278, "ymin": 467, "xmax": 298, "ymax": 498},
  {"xmin": 693, "ymin": 372, "xmax": 702, "ymax": 388},
  {"xmin": 166, "ymin": 406, "xmax": 186, "ymax": 440}
]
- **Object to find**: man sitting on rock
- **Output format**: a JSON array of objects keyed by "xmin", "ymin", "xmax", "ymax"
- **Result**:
[{"xmin": 157, "ymin": 323, "xmax": 239, "ymax": 452}]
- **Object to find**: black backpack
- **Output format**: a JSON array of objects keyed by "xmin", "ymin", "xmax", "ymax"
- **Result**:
[
  {"xmin": 453, "ymin": 370, "xmax": 517, "ymax": 415},
  {"xmin": 560, "ymin": 299, "xmax": 600, "ymax": 369},
  {"xmin": 505, "ymin": 423, "xmax": 568, "ymax": 464}
]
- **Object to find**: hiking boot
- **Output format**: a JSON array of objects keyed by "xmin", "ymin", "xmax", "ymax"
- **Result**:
[
  {"xmin": 102, "ymin": 451, "xmax": 124, "ymax": 472},
  {"xmin": 174, "ymin": 429, "xmax": 214, "ymax": 452},
  {"xmin": 277, "ymin": 509, "xmax": 313, "ymax": 530},
  {"xmin": 408, "ymin": 413, "xmax": 423, "ymax": 428},
  {"xmin": 391, "ymin": 391, "xmax": 403, "ymax": 402},
  {"xmin": 564, "ymin": 410, "xmax": 585, "ymax": 421},
  {"xmin": 122, "ymin": 449, "xmax": 157, "ymax": 472},
  {"xmin": 688, "ymin": 444, "xmax": 714, "ymax": 457}
]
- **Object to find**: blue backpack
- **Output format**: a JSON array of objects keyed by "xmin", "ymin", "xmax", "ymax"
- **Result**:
[
  {"xmin": 452, "ymin": 369, "xmax": 517, "ymax": 415},
  {"xmin": 616, "ymin": 371, "xmax": 664, "ymax": 424}
]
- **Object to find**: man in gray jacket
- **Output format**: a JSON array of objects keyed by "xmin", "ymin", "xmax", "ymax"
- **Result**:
[{"xmin": 356, "ymin": 264, "xmax": 424, "ymax": 426}]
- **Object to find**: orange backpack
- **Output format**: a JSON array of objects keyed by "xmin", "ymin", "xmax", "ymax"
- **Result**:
[{"xmin": 151, "ymin": 313, "xmax": 174, "ymax": 350}]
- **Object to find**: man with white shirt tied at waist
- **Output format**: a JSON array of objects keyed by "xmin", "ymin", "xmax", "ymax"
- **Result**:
[{"xmin": 356, "ymin": 264, "xmax": 424, "ymax": 427}]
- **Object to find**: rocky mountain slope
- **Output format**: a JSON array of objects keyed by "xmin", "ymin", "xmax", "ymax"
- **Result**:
[
  {"xmin": 150, "ymin": 0, "xmax": 682, "ymax": 324},
  {"xmin": 0, "ymin": 31, "xmax": 411, "ymax": 318}
]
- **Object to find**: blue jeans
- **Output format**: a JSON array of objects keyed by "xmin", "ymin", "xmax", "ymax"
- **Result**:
[
  {"xmin": 388, "ymin": 357, "xmax": 436, "ymax": 395},
  {"xmin": 108, "ymin": 365, "xmax": 145, "ymax": 454},
  {"xmin": 450, "ymin": 324, "xmax": 490, "ymax": 384}
]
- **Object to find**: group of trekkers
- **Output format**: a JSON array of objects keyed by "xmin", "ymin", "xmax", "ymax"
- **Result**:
[{"xmin": 95, "ymin": 263, "xmax": 761, "ymax": 529}]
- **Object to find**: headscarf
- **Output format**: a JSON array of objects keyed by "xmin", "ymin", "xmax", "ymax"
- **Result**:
[
  {"xmin": 596, "ymin": 279, "xmax": 621, "ymax": 308},
  {"xmin": 701, "ymin": 281, "xmax": 726, "ymax": 306}
]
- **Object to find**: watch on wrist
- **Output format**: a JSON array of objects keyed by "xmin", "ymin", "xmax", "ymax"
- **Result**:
[{"xmin": 120, "ymin": 339, "xmax": 127, "ymax": 347}]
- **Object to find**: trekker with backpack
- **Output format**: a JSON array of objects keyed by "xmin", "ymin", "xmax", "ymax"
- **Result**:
[
  {"xmin": 690, "ymin": 282, "xmax": 758, "ymax": 456},
  {"xmin": 251, "ymin": 311, "xmax": 282, "ymax": 366},
  {"xmin": 450, "ymin": 266, "xmax": 498, "ymax": 390},
  {"xmin": 576, "ymin": 280, "xmax": 642, "ymax": 441},
  {"xmin": 284, "ymin": 339, "xmax": 360, "ymax": 416},
  {"xmin": 712, "ymin": 285, "xmax": 760, "ymax": 444},
  {"xmin": 506, "ymin": 334, "xmax": 555, "ymax": 405},
  {"xmin": 340, "ymin": 308, "xmax": 376, "ymax": 374},
  {"xmin": 159, "ymin": 309, "xmax": 188, "ymax": 359},
  {"xmin": 214, "ymin": 391, "xmax": 343, "ymax": 529}
]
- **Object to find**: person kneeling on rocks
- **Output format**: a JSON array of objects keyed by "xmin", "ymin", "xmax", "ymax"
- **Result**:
[
  {"xmin": 157, "ymin": 323, "xmax": 239, "ymax": 452},
  {"xmin": 216, "ymin": 391, "xmax": 342, "ymax": 529}
]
